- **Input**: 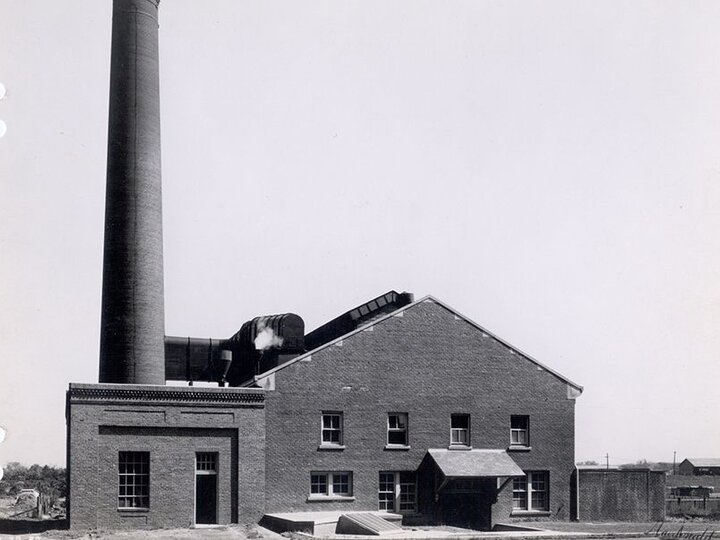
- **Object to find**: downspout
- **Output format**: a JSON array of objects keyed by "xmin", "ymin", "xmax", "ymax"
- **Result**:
[{"xmin": 575, "ymin": 466, "xmax": 580, "ymax": 521}]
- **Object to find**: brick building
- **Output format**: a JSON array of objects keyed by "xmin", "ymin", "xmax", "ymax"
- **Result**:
[
  {"xmin": 678, "ymin": 459, "xmax": 720, "ymax": 476},
  {"xmin": 67, "ymin": 292, "xmax": 583, "ymax": 530},
  {"xmin": 69, "ymin": 1, "xmax": 583, "ymax": 531},
  {"xmin": 66, "ymin": 384, "xmax": 266, "ymax": 528},
  {"xmin": 251, "ymin": 294, "xmax": 582, "ymax": 529}
]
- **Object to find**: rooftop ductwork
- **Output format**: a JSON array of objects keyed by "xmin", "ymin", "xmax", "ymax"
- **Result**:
[
  {"xmin": 225, "ymin": 313, "xmax": 305, "ymax": 386},
  {"xmin": 304, "ymin": 291, "xmax": 414, "ymax": 351},
  {"xmin": 164, "ymin": 337, "xmax": 233, "ymax": 386},
  {"xmin": 162, "ymin": 292, "xmax": 414, "ymax": 386}
]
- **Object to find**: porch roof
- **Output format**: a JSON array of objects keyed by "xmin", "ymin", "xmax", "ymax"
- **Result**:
[{"xmin": 428, "ymin": 449, "xmax": 524, "ymax": 478}]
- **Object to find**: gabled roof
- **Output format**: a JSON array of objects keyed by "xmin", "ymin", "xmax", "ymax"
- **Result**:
[
  {"xmin": 428, "ymin": 449, "xmax": 524, "ymax": 478},
  {"xmin": 684, "ymin": 458, "xmax": 720, "ymax": 468},
  {"xmin": 248, "ymin": 295, "xmax": 583, "ymax": 393}
]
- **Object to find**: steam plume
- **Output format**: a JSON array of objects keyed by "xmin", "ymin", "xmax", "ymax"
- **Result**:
[{"xmin": 254, "ymin": 323, "xmax": 283, "ymax": 351}]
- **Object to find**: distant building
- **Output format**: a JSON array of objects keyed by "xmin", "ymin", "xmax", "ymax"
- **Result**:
[{"xmin": 678, "ymin": 459, "xmax": 720, "ymax": 476}]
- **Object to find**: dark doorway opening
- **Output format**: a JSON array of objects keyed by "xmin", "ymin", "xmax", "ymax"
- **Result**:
[
  {"xmin": 442, "ymin": 493, "xmax": 492, "ymax": 531},
  {"xmin": 437, "ymin": 478, "xmax": 495, "ymax": 531},
  {"xmin": 195, "ymin": 452, "xmax": 218, "ymax": 525},
  {"xmin": 440, "ymin": 492, "xmax": 491, "ymax": 530}
]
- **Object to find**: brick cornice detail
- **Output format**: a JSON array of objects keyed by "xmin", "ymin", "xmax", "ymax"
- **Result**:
[{"xmin": 69, "ymin": 386, "xmax": 264, "ymax": 404}]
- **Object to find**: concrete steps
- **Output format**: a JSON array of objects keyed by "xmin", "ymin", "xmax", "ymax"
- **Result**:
[{"xmin": 261, "ymin": 510, "xmax": 402, "ymax": 536}]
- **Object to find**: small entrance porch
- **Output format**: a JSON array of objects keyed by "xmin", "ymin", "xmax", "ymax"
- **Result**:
[{"xmin": 422, "ymin": 448, "xmax": 524, "ymax": 531}]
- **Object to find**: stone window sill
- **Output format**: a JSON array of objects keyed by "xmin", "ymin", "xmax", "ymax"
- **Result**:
[
  {"xmin": 448, "ymin": 444, "xmax": 473, "ymax": 451},
  {"xmin": 510, "ymin": 510, "xmax": 551, "ymax": 517},
  {"xmin": 117, "ymin": 507, "xmax": 149, "ymax": 513},
  {"xmin": 318, "ymin": 444, "xmax": 346, "ymax": 451},
  {"xmin": 384, "ymin": 444, "xmax": 411, "ymax": 451},
  {"xmin": 507, "ymin": 445, "xmax": 532, "ymax": 452},
  {"xmin": 306, "ymin": 495, "xmax": 356, "ymax": 502}
]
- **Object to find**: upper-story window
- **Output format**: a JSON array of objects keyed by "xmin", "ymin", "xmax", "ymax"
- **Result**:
[
  {"xmin": 321, "ymin": 412, "xmax": 343, "ymax": 446},
  {"xmin": 450, "ymin": 414, "xmax": 470, "ymax": 446},
  {"xmin": 387, "ymin": 413, "xmax": 408, "ymax": 446},
  {"xmin": 510, "ymin": 415, "xmax": 530, "ymax": 447}
]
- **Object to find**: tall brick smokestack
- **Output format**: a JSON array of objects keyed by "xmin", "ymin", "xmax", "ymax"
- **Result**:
[{"xmin": 99, "ymin": 0, "xmax": 165, "ymax": 384}]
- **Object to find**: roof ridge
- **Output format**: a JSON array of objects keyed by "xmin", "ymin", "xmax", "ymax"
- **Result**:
[
  {"xmin": 423, "ymin": 296, "xmax": 583, "ymax": 392},
  {"xmin": 250, "ymin": 294, "xmax": 582, "ymax": 394}
]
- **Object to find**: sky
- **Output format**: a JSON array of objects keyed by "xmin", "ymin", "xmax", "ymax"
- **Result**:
[{"xmin": 0, "ymin": 0, "xmax": 719, "ymax": 468}]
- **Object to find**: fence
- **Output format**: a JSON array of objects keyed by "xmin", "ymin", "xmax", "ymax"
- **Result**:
[{"xmin": 666, "ymin": 497, "xmax": 720, "ymax": 518}]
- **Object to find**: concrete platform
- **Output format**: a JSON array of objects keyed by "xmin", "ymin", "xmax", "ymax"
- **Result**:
[{"xmin": 261, "ymin": 511, "xmax": 403, "ymax": 536}]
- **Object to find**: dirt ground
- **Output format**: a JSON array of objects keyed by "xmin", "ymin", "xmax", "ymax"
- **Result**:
[
  {"xmin": 0, "ymin": 524, "xmax": 285, "ymax": 539},
  {"xmin": 0, "ymin": 519, "xmax": 718, "ymax": 539},
  {"xmin": 512, "ymin": 519, "xmax": 720, "ymax": 534}
]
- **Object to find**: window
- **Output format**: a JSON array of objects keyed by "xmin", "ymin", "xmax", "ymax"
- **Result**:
[
  {"xmin": 379, "ymin": 472, "xmax": 395, "ymax": 511},
  {"xmin": 510, "ymin": 415, "xmax": 529, "ymax": 446},
  {"xmin": 387, "ymin": 413, "xmax": 408, "ymax": 446},
  {"xmin": 118, "ymin": 451, "xmax": 149, "ymax": 509},
  {"xmin": 310, "ymin": 472, "xmax": 353, "ymax": 498},
  {"xmin": 378, "ymin": 472, "xmax": 416, "ymax": 513},
  {"xmin": 321, "ymin": 412, "xmax": 343, "ymax": 446},
  {"xmin": 450, "ymin": 414, "xmax": 470, "ymax": 446},
  {"xmin": 196, "ymin": 452, "xmax": 218, "ymax": 473},
  {"xmin": 311, "ymin": 474, "xmax": 328, "ymax": 495},
  {"xmin": 512, "ymin": 472, "xmax": 549, "ymax": 512}
]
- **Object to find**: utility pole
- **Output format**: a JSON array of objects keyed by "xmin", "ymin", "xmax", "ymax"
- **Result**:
[
  {"xmin": 673, "ymin": 451, "xmax": 676, "ymax": 475},
  {"xmin": 606, "ymin": 453, "xmax": 609, "ymax": 469}
]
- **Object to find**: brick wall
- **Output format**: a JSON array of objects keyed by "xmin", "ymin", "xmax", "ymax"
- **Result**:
[
  {"xmin": 577, "ymin": 469, "xmax": 666, "ymax": 521},
  {"xmin": 262, "ymin": 299, "xmax": 579, "ymax": 524},
  {"xmin": 66, "ymin": 384, "xmax": 265, "ymax": 530}
]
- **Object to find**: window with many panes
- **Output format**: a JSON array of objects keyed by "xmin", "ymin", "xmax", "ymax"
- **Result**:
[
  {"xmin": 310, "ymin": 472, "xmax": 353, "ymax": 497},
  {"xmin": 512, "ymin": 472, "xmax": 549, "ymax": 511},
  {"xmin": 321, "ymin": 412, "xmax": 343, "ymax": 445},
  {"xmin": 379, "ymin": 472, "xmax": 395, "ymax": 510},
  {"xmin": 510, "ymin": 415, "xmax": 529, "ymax": 446},
  {"xmin": 378, "ymin": 472, "xmax": 416, "ymax": 513},
  {"xmin": 387, "ymin": 413, "xmax": 408, "ymax": 446},
  {"xmin": 118, "ymin": 451, "xmax": 149, "ymax": 509},
  {"xmin": 196, "ymin": 452, "xmax": 218, "ymax": 473},
  {"xmin": 450, "ymin": 414, "xmax": 470, "ymax": 446}
]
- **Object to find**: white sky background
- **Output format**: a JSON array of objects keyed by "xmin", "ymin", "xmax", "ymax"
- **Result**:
[{"xmin": 0, "ymin": 0, "xmax": 719, "ymax": 467}]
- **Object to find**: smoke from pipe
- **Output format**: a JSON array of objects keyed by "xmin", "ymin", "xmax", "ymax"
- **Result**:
[{"xmin": 254, "ymin": 323, "xmax": 284, "ymax": 351}]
